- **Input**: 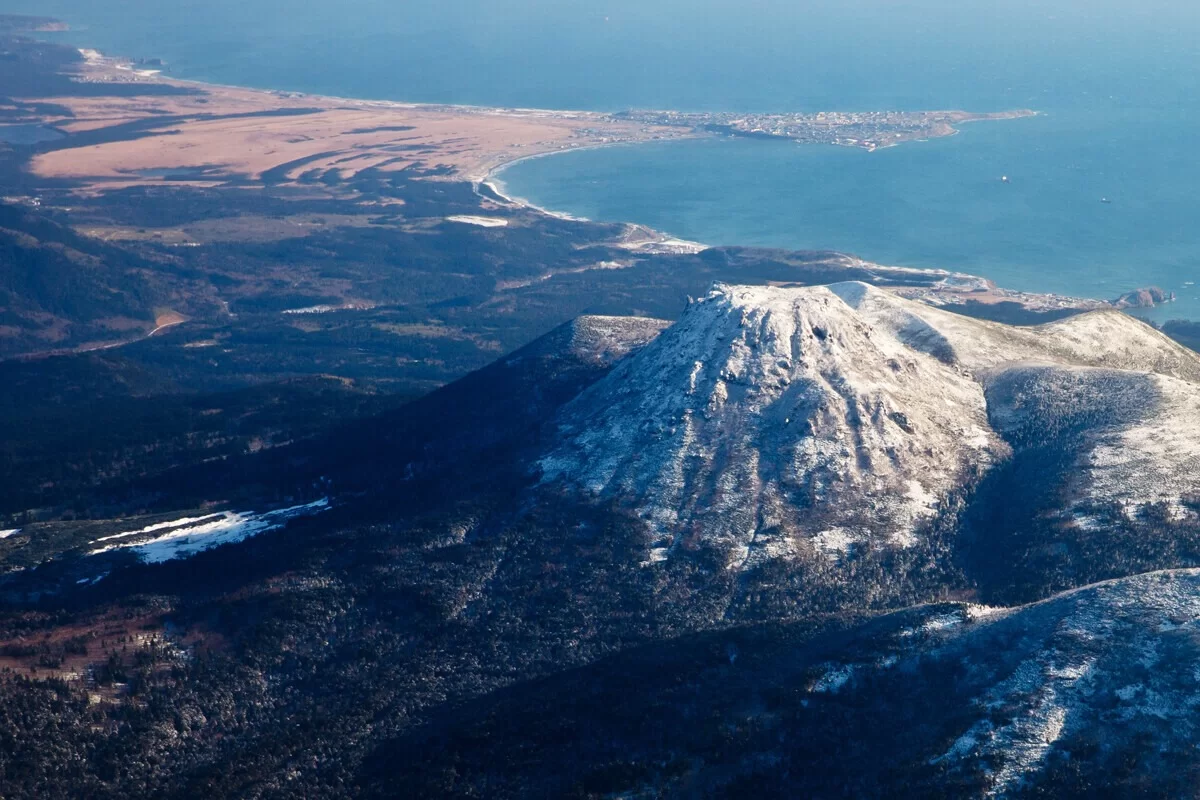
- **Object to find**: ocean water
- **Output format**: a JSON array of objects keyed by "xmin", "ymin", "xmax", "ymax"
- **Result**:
[
  {"xmin": 13, "ymin": 0, "xmax": 1200, "ymax": 318},
  {"xmin": 500, "ymin": 110, "xmax": 1200, "ymax": 320}
]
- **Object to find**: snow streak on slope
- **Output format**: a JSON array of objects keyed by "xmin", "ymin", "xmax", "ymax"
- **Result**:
[
  {"xmin": 90, "ymin": 499, "xmax": 330, "ymax": 563},
  {"xmin": 541, "ymin": 284, "xmax": 1003, "ymax": 568}
]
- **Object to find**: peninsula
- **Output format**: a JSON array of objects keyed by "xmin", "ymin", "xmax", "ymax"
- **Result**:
[
  {"xmin": 615, "ymin": 108, "xmax": 1040, "ymax": 151},
  {"xmin": 25, "ymin": 48, "xmax": 1037, "ymax": 194}
]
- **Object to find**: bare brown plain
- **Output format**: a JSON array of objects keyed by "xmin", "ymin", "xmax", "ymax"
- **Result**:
[{"xmin": 29, "ymin": 56, "xmax": 688, "ymax": 192}]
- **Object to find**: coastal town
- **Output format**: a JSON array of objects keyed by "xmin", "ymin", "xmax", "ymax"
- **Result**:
[{"xmin": 615, "ymin": 108, "xmax": 1038, "ymax": 151}]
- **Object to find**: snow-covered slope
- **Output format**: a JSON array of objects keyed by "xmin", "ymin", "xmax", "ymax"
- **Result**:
[
  {"xmin": 517, "ymin": 314, "xmax": 670, "ymax": 367},
  {"xmin": 541, "ymin": 283, "xmax": 1004, "ymax": 568},
  {"xmin": 830, "ymin": 280, "xmax": 1200, "ymax": 381},
  {"xmin": 377, "ymin": 568, "xmax": 1200, "ymax": 798},
  {"xmin": 745, "ymin": 568, "xmax": 1200, "ymax": 796},
  {"xmin": 539, "ymin": 282, "xmax": 1200, "ymax": 570},
  {"xmin": 904, "ymin": 569, "xmax": 1200, "ymax": 795},
  {"xmin": 984, "ymin": 364, "xmax": 1200, "ymax": 524}
]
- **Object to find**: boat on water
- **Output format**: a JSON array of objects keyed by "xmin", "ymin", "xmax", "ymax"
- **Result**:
[{"xmin": 1101, "ymin": 197, "xmax": 1112, "ymax": 204}]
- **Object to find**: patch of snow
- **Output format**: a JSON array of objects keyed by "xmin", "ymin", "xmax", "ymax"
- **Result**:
[
  {"xmin": 1115, "ymin": 684, "xmax": 1142, "ymax": 702},
  {"xmin": 811, "ymin": 663, "xmax": 855, "ymax": 694},
  {"xmin": 812, "ymin": 527, "xmax": 863, "ymax": 559},
  {"xmin": 1137, "ymin": 639, "xmax": 1160, "ymax": 669},
  {"xmin": 90, "ymin": 499, "xmax": 330, "ymax": 564},
  {"xmin": 446, "ymin": 215, "xmax": 509, "ymax": 228},
  {"xmin": 639, "ymin": 546, "xmax": 670, "ymax": 568},
  {"xmin": 905, "ymin": 481, "xmax": 939, "ymax": 515},
  {"xmin": 965, "ymin": 604, "xmax": 1007, "ymax": 622},
  {"xmin": 938, "ymin": 729, "xmax": 982, "ymax": 762},
  {"xmin": 616, "ymin": 237, "xmax": 707, "ymax": 255},
  {"xmin": 935, "ymin": 656, "xmax": 1084, "ymax": 795},
  {"xmin": 94, "ymin": 513, "xmax": 229, "ymax": 544},
  {"xmin": 282, "ymin": 303, "xmax": 371, "ymax": 315},
  {"xmin": 0, "ymin": 528, "xmax": 21, "ymax": 539},
  {"xmin": 921, "ymin": 612, "xmax": 964, "ymax": 634}
]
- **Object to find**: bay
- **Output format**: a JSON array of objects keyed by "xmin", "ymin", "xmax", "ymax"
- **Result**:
[{"xmin": 10, "ymin": 0, "xmax": 1200, "ymax": 318}]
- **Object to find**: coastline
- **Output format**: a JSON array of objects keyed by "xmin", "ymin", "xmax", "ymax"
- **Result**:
[
  {"xmin": 64, "ymin": 45, "xmax": 1036, "ymax": 190},
  {"xmin": 478, "ymin": 141, "xmax": 639, "ymax": 222},
  {"xmin": 19, "ymin": 37, "xmax": 1177, "ymax": 319},
  {"xmin": 479, "ymin": 143, "xmax": 713, "ymax": 255},
  {"xmin": 66, "ymin": 42, "xmax": 718, "ymax": 253}
]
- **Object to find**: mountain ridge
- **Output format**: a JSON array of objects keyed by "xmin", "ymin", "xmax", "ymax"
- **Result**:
[{"xmin": 538, "ymin": 282, "xmax": 1200, "ymax": 578}]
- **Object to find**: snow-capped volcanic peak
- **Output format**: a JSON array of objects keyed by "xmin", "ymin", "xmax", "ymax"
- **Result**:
[{"xmin": 540, "ymin": 283, "xmax": 1003, "ymax": 568}]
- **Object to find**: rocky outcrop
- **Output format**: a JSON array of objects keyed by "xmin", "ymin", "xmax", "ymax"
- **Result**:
[{"xmin": 1113, "ymin": 286, "xmax": 1176, "ymax": 308}]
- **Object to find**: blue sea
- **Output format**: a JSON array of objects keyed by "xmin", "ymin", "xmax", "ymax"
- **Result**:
[{"xmin": 13, "ymin": 0, "xmax": 1200, "ymax": 319}]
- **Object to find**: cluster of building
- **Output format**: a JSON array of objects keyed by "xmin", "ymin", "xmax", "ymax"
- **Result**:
[{"xmin": 614, "ymin": 109, "xmax": 966, "ymax": 151}]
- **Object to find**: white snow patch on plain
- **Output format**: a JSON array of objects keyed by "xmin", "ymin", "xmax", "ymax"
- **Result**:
[
  {"xmin": 0, "ymin": 529, "xmax": 21, "ymax": 539},
  {"xmin": 94, "ymin": 514, "xmax": 230, "ymax": 544},
  {"xmin": 616, "ymin": 237, "xmax": 707, "ymax": 255},
  {"xmin": 90, "ymin": 499, "xmax": 330, "ymax": 564},
  {"xmin": 921, "ymin": 612, "xmax": 964, "ymax": 634},
  {"xmin": 446, "ymin": 215, "xmax": 509, "ymax": 228},
  {"xmin": 639, "ymin": 547, "xmax": 670, "ymax": 567},
  {"xmin": 283, "ymin": 305, "xmax": 342, "ymax": 315},
  {"xmin": 281, "ymin": 303, "xmax": 371, "ymax": 315},
  {"xmin": 965, "ymin": 604, "xmax": 1007, "ymax": 622}
]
